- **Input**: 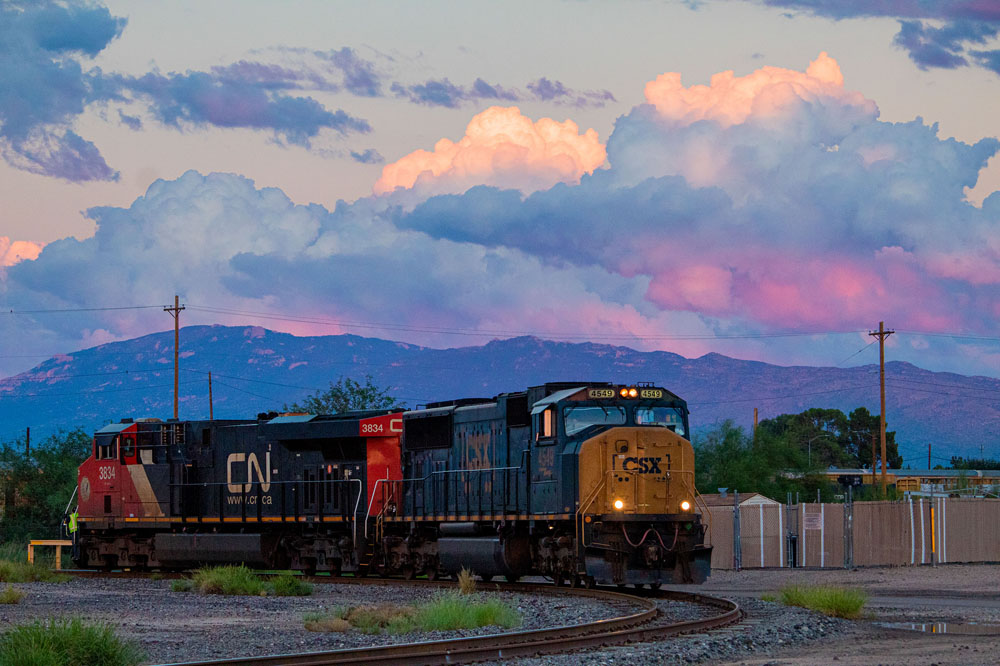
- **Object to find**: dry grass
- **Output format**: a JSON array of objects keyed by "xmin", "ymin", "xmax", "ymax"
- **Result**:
[
  {"xmin": 457, "ymin": 567, "xmax": 476, "ymax": 595},
  {"xmin": 304, "ymin": 593, "xmax": 520, "ymax": 635},
  {"xmin": 0, "ymin": 586, "xmax": 24, "ymax": 604}
]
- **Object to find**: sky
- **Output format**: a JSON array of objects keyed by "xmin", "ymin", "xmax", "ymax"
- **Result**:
[{"xmin": 2, "ymin": 0, "xmax": 1000, "ymax": 381}]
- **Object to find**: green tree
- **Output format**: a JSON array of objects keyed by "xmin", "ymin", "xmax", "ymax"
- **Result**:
[
  {"xmin": 950, "ymin": 457, "xmax": 1000, "ymax": 470},
  {"xmin": 284, "ymin": 375, "xmax": 403, "ymax": 414},
  {"xmin": 0, "ymin": 429, "xmax": 90, "ymax": 544}
]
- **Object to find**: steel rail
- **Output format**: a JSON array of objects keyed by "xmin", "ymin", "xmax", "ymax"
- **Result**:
[{"xmin": 155, "ymin": 587, "xmax": 740, "ymax": 666}]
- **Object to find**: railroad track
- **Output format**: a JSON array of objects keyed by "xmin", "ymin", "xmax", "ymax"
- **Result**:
[
  {"xmin": 157, "ymin": 585, "xmax": 739, "ymax": 666},
  {"xmin": 59, "ymin": 569, "xmax": 741, "ymax": 664}
]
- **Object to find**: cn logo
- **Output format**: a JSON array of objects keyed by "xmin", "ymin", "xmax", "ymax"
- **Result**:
[{"xmin": 227, "ymin": 452, "xmax": 272, "ymax": 493}]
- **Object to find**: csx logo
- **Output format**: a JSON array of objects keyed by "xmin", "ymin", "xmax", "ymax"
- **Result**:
[
  {"xmin": 227, "ymin": 452, "xmax": 272, "ymax": 493},
  {"xmin": 620, "ymin": 456, "xmax": 664, "ymax": 474}
]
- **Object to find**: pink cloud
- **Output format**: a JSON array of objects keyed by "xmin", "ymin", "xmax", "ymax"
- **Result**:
[
  {"xmin": 643, "ymin": 52, "xmax": 876, "ymax": 128},
  {"xmin": 0, "ymin": 237, "xmax": 45, "ymax": 267},
  {"xmin": 374, "ymin": 106, "xmax": 606, "ymax": 196}
]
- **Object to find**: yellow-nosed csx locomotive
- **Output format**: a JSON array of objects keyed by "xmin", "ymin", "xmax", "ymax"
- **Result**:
[{"xmin": 73, "ymin": 382, "xmax": 711, "ymax": 585}]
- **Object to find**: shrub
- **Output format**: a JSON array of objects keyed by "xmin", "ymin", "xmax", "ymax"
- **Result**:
[
  {"xmin": 270, "ymin": 573, "xmax": 313, "ymax": 597},
  {"xmin": 0, "ymin": 585, "xmax": 24, "ymax": 604},
  {"xmin": 192, "ymin": 565, "xmax": 266, "ymax": 596},
  {"xmin": 417, "ymin": 593, "xmax": 520, "ymax": 631},
  {"xmin": 0, "ymin": 617, "xmax": 144, "ymax": 666},
  {"xmin": 171, "ymin": 579, "xmax": 194, "ymax": 593},
  {"xmin": 779, "ymin": 584, "xmax": 868, "ymax": 619},
  {"xmin": 0, "ymin": 558, "xmax": 69, "ymax": 583},
  {"xmin": 304, "ymin": 594, "xmax": 521, "ymax": 634},
  {"xmin": 457, "ymin": 567, "xmax": 476, "ymax": 595}
]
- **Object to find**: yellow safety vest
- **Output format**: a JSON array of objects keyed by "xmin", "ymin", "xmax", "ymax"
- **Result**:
[{"xmin": 68, "ymin": 512, "xmax": 78, "ymax": 533}]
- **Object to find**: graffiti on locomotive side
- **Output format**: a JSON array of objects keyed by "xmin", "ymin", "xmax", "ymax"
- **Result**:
[{"xmin": 227, "ymin": 452, "xmax": 272, "ymax": 493}]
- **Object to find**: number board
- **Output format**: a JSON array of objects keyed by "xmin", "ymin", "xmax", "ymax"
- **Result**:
[
  {"xmin": 588, "ymin": 388, "xmax": 616, "ymax": 399},
  {"xmin": 640, "ymin": 389, "xmax": 663, "ymax": 399}
]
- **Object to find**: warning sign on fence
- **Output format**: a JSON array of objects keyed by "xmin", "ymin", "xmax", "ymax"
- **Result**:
[{"xmin": 804, "ymin": 510, "xmax": 822, "ymax": 530}]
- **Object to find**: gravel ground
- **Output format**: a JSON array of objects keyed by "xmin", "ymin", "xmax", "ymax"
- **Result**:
[
  {"xmin": 5, "ymin": 565, "xmax": 1000, "ymax": 665},
  {"xmin": 0, "ymin": 577, "xmax": 640, "ymax": 665}
]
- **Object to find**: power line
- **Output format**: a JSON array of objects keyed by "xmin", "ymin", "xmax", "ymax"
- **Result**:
[
  {"xmin": 835, "ymin": 340, "xmax": 877, "ymax": 367},
  {"xmin": 2, "ymin": 305, "xmax": 165, "ymax": 314}
]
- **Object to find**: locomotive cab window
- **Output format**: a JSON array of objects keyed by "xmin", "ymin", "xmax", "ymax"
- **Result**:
[
  {"xmin": 97, "ymin": 436, "xmax": 118, "ymax": 460},
  {"xmin": 121, "ymin": 435, "xmax": 135, "ymax": 460},
  {"xmin": 635, "ymin": 406, "xmax": 686, "ymax": 437},
  {"xmin": 563, "ymin": 405, "xmax": 626, "ymax": 436},
  {"xmin": 534, "ymin": 406, "xmax": 556, "ymax": 442}
]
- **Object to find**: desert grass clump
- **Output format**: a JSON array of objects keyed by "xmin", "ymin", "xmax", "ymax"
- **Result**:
[
  {"xmin": 0, "ymin": 617, "xmax": 145, "ymax": 666},
  {"xmin": 171, "ymin": 578, "xmax": 194, "ymax": 592},
  {"xmin": 304, "ymin": 593, "xmax": 521, "ymax": 635},
  {"xmin": 760, "ymin": 592, "xmax": 777, "ymax": 603},
  {"xmin": 271, "ymin": 573, "xmax": 313, "ymax": 597},
  {"xmin": 779, "ymin": 584, "xmax": 868, "ymax": 619},
  {"xmin": 417, "ymin": 593, "xmax": 520, "ymax": 631},
  {"xmin": 457, "ymin": 567, "xmax": 476, "ymax": 595},
  {"xmin": 192, "ymin": 565, "xmax": 266, "ymax": 596},
  {"xmin": 0, "ymin": 558, "xmax": 69, "ymax": 584},
  {"xmin": 0, "ymin": 585, "xmax": 25, "ymax": 604}
]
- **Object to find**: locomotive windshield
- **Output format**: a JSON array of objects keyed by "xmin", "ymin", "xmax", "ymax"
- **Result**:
[
  {"xmin": 563, "ymin": 405, "xmax": 626, "ymax": 436},
  {"xmin": 635, "ymin": 406, "xmax": 686, "ymax": 437}
]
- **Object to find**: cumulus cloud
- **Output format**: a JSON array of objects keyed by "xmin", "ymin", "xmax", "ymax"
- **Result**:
[
  {"xmin": 373, "ymin": 106, "xmax": 607, "ymax": 196},
  {"xmin": 394, "ymin": 54, "xmax": 1000, "ymax": 338},
  {"xmin": 5, "ymin": 52, "xmax": 1000, "ymax": 381},
  {"xmin": 0, "ymin": 237, "xmax": 45, "ymax": 267},
  {"xmin": 761, "ymin": 1, "xmax": 1000, "ymax": 75}
]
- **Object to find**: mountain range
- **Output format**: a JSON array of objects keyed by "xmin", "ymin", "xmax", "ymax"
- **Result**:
[{"xmin": 1, "ymin": 324, "xmax": 998, "ymax": 463}]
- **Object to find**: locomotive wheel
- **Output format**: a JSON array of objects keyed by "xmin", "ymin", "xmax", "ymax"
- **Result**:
[
  {"xmin": 553, "ymin": 573, "xmax": 565, "ymax": 587},
  {"xmin": 569, "ymin": 574, "xmax": 581, "ymax": 588},
  {"xmin": 402, "ymin": 567, "xmax": 415, "ymax": 580},
  {"xmin": 582, "ymin": 575, "xmax": 596, "ymax": 589},
  {"xmin": 426, "ymin": 569, "xmax": 438, "ymax": 582},
  {"xmin": 650, "ymin": 582, "xmax": 662, "ymax": 591},
  {"xmin": 505, "ymin": 574, "xmax": 520, "ymax": 583}
]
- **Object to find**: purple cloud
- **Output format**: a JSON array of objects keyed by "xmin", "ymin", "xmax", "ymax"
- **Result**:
[
  {"xmin": 0, "ymin": 1, "xmax": 125, "ymax": 181},
  {"xmin": 762, "ymin": 1, "xmax": 1000, "ymax": 76},
  {"xmin": 123, "ymin": 71, "xmax": 370, "ymax": 145},
  {"xmin": 391, "ymin": 77, "xmax": 615, "ymax": 109},
  {"xmin": 350, "ymin": 149, "xmax": 384, "ymax": 164}
]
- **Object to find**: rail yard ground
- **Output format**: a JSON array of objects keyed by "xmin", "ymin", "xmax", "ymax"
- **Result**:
[{"xmin": 3, "ymin": 566, "xmax": 1000, "ymax": 665}]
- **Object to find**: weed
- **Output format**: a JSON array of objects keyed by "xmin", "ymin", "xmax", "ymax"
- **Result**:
[
  {"xmin": 150, "ymin": 572, "xmax": 165, "ymax": 581},
  {"xmin": 270, "ymin": 573, "xmax": 313, "ymax": 597},
  {"xmin": 417, "ymin": 592, "xmax": 520, "ymax": 631},
  {"xmin": 171, "ymin": 579, "xmax": 193, "ymax": 593},
  {"xmin": 760, "ymin": 593, "xmax": 777, "ymax": 602},
  {"xmin": 779, "ymin": 584, "xmax": 868, "ymax": 619},
  {"xmin": 304, "ymin": 610, "xmax": 352, "ymax": 633},
  {"xmin": 304, "ymin": 593, "xmax": 521, "ymax": 634},
  {"xmin": 0, "ymin": 617, "xmax": 145, "ymax": 666},
  {"xmin": 0, "ymin": 586, "xmax": 24, "ymax": 604},
  {"xmin": 0, "ymin": 558, "xmax": 69, "ymax": 583},
  {"xmin": 192, "ymin": 565, "xmax": 266, "ymax": 596},
  {"xmin": 457, "ymin": 567, "xmax": 476, "ymax": 595}
]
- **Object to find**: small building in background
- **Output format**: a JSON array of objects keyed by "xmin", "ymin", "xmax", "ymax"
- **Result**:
[{"xmin": 698, "ymin": 491, "xmax": 779, "ymax": 507}]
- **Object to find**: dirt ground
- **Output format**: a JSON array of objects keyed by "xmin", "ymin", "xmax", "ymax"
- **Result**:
[{"xmin": 700, "ymin": 564, "xmax": 1000, "ymax": 666}]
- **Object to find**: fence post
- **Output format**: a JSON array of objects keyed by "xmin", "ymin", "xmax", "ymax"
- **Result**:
[
  {"xmin": 843, "ymin": 485, "xmax": 854, "ymax": 569},
  {"xmin": 733, "ymin": 490, "xmax": 741, "ymax": 571}
]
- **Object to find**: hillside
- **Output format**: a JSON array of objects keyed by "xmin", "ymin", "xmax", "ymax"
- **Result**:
[{"xmin": 1, "ymin": 325, "xmax": 998, "ymax": 462}]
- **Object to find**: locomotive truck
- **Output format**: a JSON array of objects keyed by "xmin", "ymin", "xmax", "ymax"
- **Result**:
[{"xmin": 72, "ymin": 382, "xmax": 712, "ymax": 585}]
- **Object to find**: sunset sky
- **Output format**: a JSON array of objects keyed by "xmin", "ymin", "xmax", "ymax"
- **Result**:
[{"xmin": 2, "ymin": 0, "xmax": 1000, "ymax": 380}]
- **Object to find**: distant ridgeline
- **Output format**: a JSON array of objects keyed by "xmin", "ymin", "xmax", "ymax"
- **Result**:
[{"xmin": 0, "ymin": 325, "xmax": 998, "ymax": 460}]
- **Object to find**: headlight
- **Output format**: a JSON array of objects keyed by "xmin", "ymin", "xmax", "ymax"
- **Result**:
[
  {"xmin": 628, "ymin": 387, "xmax": 638, "ymax": 398},
  {"xmin": 680, "ymin": 500, "xmax": 691, "ymax": 511},
  {"xmin": 613, "ymin": 499, "xmax": 624, "ymax": 510}
]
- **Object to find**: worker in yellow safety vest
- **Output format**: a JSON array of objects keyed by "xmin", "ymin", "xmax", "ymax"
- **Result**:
[{"xmin": 67, "ymin": 509, "xmax": 80, "ymax": 561}]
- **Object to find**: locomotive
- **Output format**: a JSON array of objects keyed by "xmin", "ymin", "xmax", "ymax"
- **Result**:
[{"xmin": 72, "ymin": 382, "xmax": 712, "ymax": 585}]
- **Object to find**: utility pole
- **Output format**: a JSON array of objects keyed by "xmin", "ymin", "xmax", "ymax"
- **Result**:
[
  {"xmin": 164, "ymin": 295, "xmax": 185, "ymax": 420},
  {"xmin": 869, "ymin": 321, "xmax": 894, "ymax": 497},
  {"xmin": 209, "ymin": 371, "xmax": 214, "ymax": 420},
  {"xmin": 871, "ymin": 433, "xmax": 877, "ymax": 485}
]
